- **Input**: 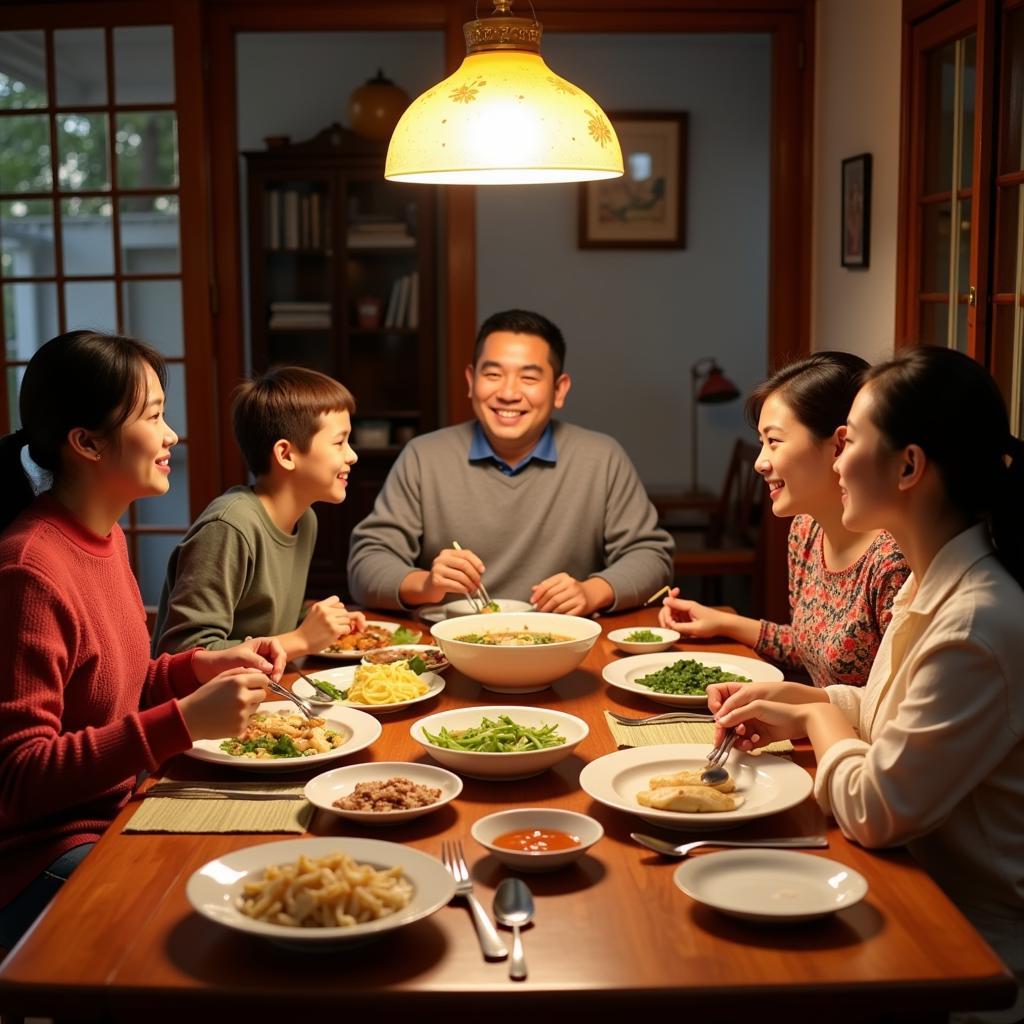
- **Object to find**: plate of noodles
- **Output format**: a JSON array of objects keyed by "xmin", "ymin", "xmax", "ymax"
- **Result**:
[
  {"xmin": 293, "ymin": 663, "xmax": 445, "ymax": 715},
  {"xmin": 186, "ymin": 836, "xmax": 456, "ymax": 949},
  {"xmin": 185, "ymin": 701, "xmax": 381, "ymax": 769}
]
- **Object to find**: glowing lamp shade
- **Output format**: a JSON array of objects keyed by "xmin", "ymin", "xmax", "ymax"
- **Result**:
[{"xmin": 385, "ymin": 8, "xmax": 623, "ymax": 185}]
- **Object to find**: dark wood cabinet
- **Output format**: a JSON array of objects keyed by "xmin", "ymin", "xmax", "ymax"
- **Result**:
[{"xmin": 245, "ymin": 124, "xmax": 438, "ymax": 600}]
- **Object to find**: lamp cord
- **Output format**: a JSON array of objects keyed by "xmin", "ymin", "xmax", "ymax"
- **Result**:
[{"xmin": 475, "ymin": 0, "xmax": 540, "ymax": 25}]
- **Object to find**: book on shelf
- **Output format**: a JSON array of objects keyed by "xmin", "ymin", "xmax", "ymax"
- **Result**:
[
  {"xmin": 268, "ymin": 300, "xmax": 331, "ymax": 329},
  {"xmin": 407, "ymin": 271, "xmax": 419, "ymax": 329},
  {"xmin": 382, "ymin": 273, "xmax": 420, "ymax": 329},
  {"xmin": 270, "ymin": 301, "xmax": 330, "ymax": 312},
  {"xmin": 384, "ymin": 275, "xmax": 404, "ymax": 328},
  {"xmin": 266, "ymin": 190, "xmax": 325, "ymax": 250}
]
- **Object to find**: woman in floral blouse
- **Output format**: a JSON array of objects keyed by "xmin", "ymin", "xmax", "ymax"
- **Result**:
[{"xmin": 660, "ymin": 352, "xmax": 909, "ymax": 687}]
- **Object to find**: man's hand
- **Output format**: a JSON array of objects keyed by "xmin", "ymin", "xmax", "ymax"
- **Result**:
[
  {"xmin": 428, "ymin": 547, "xmax": 485, "ymax": 598},
  {"xmin": 191, "ymin": 638, "xmax": 285, "ymax": 685},
  {"xmin": 294, "ymin": 597, "xmax": 367, "ymax": 656},
  {"xmin": 530, "ymin": 574, "xmax": 612, "ymax": 616}
]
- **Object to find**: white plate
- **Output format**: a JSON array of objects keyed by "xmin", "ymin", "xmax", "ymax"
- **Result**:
[
  {"xmin": 673, "ymin": 849, "xmax": 868, "ymax": 921},
  {"xmin": 602, "ymin": 652, "xmax": 784, "ymax": 708},
  {"xmin": 607, "ymin": 626, "xmax": 680, "ymax": 654},
  {"xmin": 443, "ymin": 598, "xmax": 535, "ymax": 618},
  {"xmin": 360, "ymin": 644, "xmax": 450, "ymax": 674},
  {"xmin": 185, "ymin": 700, "xmax": 382, "ymax": 770},
  {"xmin": 579, "ymin": 743, "xmax": 812, "ymax": 831},
  {"xmin": 415, "ymin": 604, "xmax": 448, "ymax": 625},
  {"xmin": 186, "ymin": 836, "xmax": 456, "ymax": 948},
  {"xmin": 304, "ymin": 762, "xmax": 462, "ymax": 825},
  {"xmin": 293, "ymin": 665, "xmax": 445, "ymax": 714},
  {"xmin": 315, "ymin": 621, "xmax": 423, "ymax": 661}
]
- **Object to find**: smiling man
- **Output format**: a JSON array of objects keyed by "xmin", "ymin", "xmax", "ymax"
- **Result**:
[{"xmin": 347, "ymin": 309, "xmax": 672, "ymax": 615}]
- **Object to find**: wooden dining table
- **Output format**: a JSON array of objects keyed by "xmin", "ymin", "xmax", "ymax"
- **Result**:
[{"xmin": 0, "ymin": 609, "xmax": 1016, "ymax": 1023}]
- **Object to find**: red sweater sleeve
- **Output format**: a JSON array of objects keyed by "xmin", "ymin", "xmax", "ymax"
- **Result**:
[{"xmin": 0, "ymin": 565, "xmax": 194, "ymax": 826}]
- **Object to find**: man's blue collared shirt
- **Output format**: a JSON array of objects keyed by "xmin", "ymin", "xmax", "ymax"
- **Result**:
[{"xmin": 468, "ymin": 422, "xmax": 557, "ymax": 476}]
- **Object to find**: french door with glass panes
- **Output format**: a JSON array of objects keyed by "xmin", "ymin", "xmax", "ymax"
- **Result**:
[
  {"xmin": 0, "ymin": 5, "xmax": 216, "ymax": 609},
  {"xmin": 899, "ymin": 0, "xmax": 1024, "ymax": 437}
]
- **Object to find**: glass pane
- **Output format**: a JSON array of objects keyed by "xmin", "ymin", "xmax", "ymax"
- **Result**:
[
  {"xmin": 924, "ymin": 40, "xmax": 957, "ymax": 195},
  {"xmin": 164, "ymin": 361, "xmax": 187, "ymax": 436},
  {"xmin": 990, "ymin": 302, "xmax": 1016, "ymax": 413},
  {"xmin": 999, "ymin": 7, "xmax": 1024, "ymax": 176},
  {"xmin": 957, "ymin": 197, "xmax": 972, "ymax": 297},
  {"xmin": 54, "ymin": 29, "xmax": 106, "ymax": 107},
  {"xmin": 1, "ymin": 199, "xmax": 56, "ymax": 278},
  {"xmin": 919, "ymin": 301, "xmax": 949, "ymax": 346},
  {"xmin": 0, "ymin": 115, "xmax": 52, "ymax": 192},
  {"xmin": 136, "ymin": 442, "xmax": 189, "ymax": 526},
  {"xmin": 995, "ymin": 186, "xmax": 1021, "ymax": 295},
  {"xmin": 61, "ymin": 196, "xmax": 114, "ymax": 276},
  {"xmin": 57, "ymin": 112, "xmax": 109, "ymax": 192},
  {"xmin": 65, "ymin": 279, "xmax": 116, "ymax": 333},
  {"xmin": 4, "ymin": 281, "xmax": 59, "ymax": 359},
  {"xmin": 119, "ymin": 194, "xmax": 180, "ymax": 273},
  {"xmin": 134, "ymin": 532, "xmax": 184, "ymax": 607},
  {"xmin": 921, "ymin": 202, "xmax": 952, "ymax": 293},
  {"xmin": 122, "ymin": 279, "xmax": 183, "ymax": 356},
  {"xmin": 115, "ymin": 111, "xmax": 178, "ymax": 189},
  {"xmin": 114, "ymin": 26, "xmax": 174, "ymax": 104},
  {"xmin": 6, "ymin": 365, "xmax": 26, "ymax": 430},
  {"xmin": 0, "ymin": 31, "xmax": 47, "ymax": 109},
  {"xmin": 954, "ymin": 299, "xmax": 968, "ymax": 353},
  {"xmin": 959, "ymin": 35, "xmax": 976, "ymax": 189}
]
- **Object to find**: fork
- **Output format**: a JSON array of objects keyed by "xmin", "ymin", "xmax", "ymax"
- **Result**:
[
  {"xmin": 607, "ymin": 710, "xmax": 714, "ymax": 725},
  {"xmin": 440, "ymin": 840, "xmax": 508, "ymax": 960},
  {"xmin": 266, "ymin": 679, "xmax": 317, "ymax": 720}
]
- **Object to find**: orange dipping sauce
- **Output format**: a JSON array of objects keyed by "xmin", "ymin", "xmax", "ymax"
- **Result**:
[{"xmin": 492, "ymin": 828, "xmax": 581, "ymax": 853}]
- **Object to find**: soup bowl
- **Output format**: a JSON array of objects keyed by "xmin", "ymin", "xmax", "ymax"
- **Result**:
[{"xmin": 430, "ymin": 612, "xmax": 602, "ymax": 692}]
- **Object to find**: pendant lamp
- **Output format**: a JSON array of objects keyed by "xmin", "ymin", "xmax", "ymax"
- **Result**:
[{"xmin": 385, "ymin": 1, "xmax": 623, "ymax": 185}]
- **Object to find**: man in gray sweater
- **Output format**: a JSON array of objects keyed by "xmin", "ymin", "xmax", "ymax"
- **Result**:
[{"xmin": 347, "ymin": 310, "xmax": 673, "ymax": 615}]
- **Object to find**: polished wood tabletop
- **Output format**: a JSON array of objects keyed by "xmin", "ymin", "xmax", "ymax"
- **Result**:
[{"xmin": 0, "ymin": 610, "xmax": 1015, "ymax": 1023}]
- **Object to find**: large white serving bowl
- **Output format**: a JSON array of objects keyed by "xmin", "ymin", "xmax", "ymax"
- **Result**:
[
  {"xmin": 430, "ymin": 612, "xmax": 602, "ymax": 692},
  {"xmin": 443, "ymin": 597, "xmax": 535, "ymax": 618},
  {"xmin": 186, "ymin": 837, "xmax": 455, "ymax": 949},
  {"xmin": 410, "ymin": 705, "xmax": 589, "ymax": 781}
]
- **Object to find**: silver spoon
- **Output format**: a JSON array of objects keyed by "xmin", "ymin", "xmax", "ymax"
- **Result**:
[
  {"xmin": 493, "ymin": 878, "xmax": 534, "ymax": 981},
  {"xmin": 631, "ymin": 832, "xmax": 829, "ymax": 858},
  {"xmin": 701, "ymin": 730, "xmax": 739, "ymax": 786}
]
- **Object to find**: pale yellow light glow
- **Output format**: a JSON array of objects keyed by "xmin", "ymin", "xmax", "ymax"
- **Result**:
[{"xmin": 385, "ymin": 50, "xmax": 623, "ymax": 185}]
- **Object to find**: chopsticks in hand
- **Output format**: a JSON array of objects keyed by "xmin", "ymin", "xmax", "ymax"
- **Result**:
[{"xmin": 452, "ymin": 540, "xmax": 494, "ymax": 610}]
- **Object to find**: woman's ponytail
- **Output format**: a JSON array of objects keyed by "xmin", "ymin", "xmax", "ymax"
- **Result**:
[{"xmin": 0, "ymin": 429, "xmax": 35, "ymax": 534}]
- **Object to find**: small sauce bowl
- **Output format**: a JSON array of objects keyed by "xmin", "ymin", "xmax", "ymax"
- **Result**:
[
  {"xmin": 607, "ymin": 626, "xmax": 680, "ymax": 654},
  {"xmin": 471, "ymin": 808, "xmax": 603, "ymax": 872}
]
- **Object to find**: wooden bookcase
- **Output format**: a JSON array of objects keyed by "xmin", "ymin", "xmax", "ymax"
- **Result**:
[{"xmin": 245, "ymin": 123, "xmax": 438, "ymax": 600}]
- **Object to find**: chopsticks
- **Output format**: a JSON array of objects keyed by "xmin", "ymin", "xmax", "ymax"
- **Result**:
[
  {"xmin": 452, "ymin": 540, "xmax": 494, "ymax": 611},
  {"xmin": 643, "ymin": 585, "xmax": 670, "ymax": 607}
]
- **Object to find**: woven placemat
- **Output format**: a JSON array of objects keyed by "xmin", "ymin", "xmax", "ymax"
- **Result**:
[
  {"xmin": 123, "ymin": 780, "xmax": 313, "ymax": 834},
  {"xmin": 603, "ymin": 712, "xmax": 793, "ymax": 755}
]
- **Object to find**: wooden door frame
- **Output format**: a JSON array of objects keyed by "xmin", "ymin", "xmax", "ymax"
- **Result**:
[{"xmin": 203, "ymin": 0, "xmax": 814, "ymax": 621}]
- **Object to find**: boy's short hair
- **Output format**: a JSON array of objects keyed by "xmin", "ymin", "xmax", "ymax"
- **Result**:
[
  {"xmin": 472, "ymin": 309, "xmax": 567, "ymax": 377},
  {"xmin": 232, "ymin": 366, "xmax": 355, "ymax": 476}
]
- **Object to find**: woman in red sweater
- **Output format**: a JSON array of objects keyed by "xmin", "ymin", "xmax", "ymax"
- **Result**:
[
  {"xmin": 0, "ymin": 330, "xmax": 285, "ymax": 950},
  {"xmin": 659, "ymin": 353, "xmax": 909, "ymax": 687}
]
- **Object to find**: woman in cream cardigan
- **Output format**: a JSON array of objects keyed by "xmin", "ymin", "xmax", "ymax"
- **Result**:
[{"xmin": 709, "ymin": 346, "xmax": 1024, "ymax": 1022}]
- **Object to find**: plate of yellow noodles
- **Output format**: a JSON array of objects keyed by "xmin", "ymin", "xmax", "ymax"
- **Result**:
[{"xmin": 292, "ymin": 663, "xmax": 445, "ymax": 715}]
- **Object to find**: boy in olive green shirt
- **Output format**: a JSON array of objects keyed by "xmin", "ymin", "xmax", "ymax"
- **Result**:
[{"xmin": 153, "ymin": 367, "xmax": 365, "ymax": 657}]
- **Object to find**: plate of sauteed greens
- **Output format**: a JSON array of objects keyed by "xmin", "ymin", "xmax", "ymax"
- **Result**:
[{"xmin": 602, "ymin": 652, "xmax": 783, "ymax": 708}]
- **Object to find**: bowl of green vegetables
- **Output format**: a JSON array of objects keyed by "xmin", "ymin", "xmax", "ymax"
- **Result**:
[
  {"xmin": 602, "ymin": 652, "xmax": 784, "ymax": 708},
  {"xmin": 409, "ymin": 705, "xmax": 589, "ymax": 780},
  {"xmin": 607, "ymin": 626, "xmax": 680, "ymax": 654}
]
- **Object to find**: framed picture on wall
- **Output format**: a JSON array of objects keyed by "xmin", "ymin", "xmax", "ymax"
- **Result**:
[
  {"xmin": 841, "ymin": 153, "xmax": 871, "ymax": 268},
  {"xmin": 578, "ymin": 112, "xmax": 687, "ymax": 249}
]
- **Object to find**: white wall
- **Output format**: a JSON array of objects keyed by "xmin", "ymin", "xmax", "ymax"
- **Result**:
[
  {"xmin": 811, "ymin": 0, "xmax": 902, "ymax": 362},
  {"xmin": 477, "ymin": 33, "xmax": 772, "ymax": 492}
]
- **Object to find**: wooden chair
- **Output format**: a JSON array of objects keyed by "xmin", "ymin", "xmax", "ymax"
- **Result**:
[{"xmin": 666, "ymin": 438, "xmax": 762, "ymax": 604}]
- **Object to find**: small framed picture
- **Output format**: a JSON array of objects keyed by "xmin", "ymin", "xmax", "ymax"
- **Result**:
[
  {"xmin": 841, "ymin": 153, "xmax": 871, "ymax": 268},
  {"xmin": 579, "ymin": 112, "xmax": 687, "ymax": 249}
]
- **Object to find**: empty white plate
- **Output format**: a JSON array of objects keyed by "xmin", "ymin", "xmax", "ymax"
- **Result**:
[{"xmin": 673, "ymin": 849, "xmax": 868, "ymax": 922}]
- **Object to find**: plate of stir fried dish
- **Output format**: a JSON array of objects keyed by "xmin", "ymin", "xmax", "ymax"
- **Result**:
[
  {"xmin": 316, "ymin": 621, "xmax": 423, "ymax": 661},
  {"xmin": 186, "ymin": 701, "xmax": 381, "ymax": 770}
]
